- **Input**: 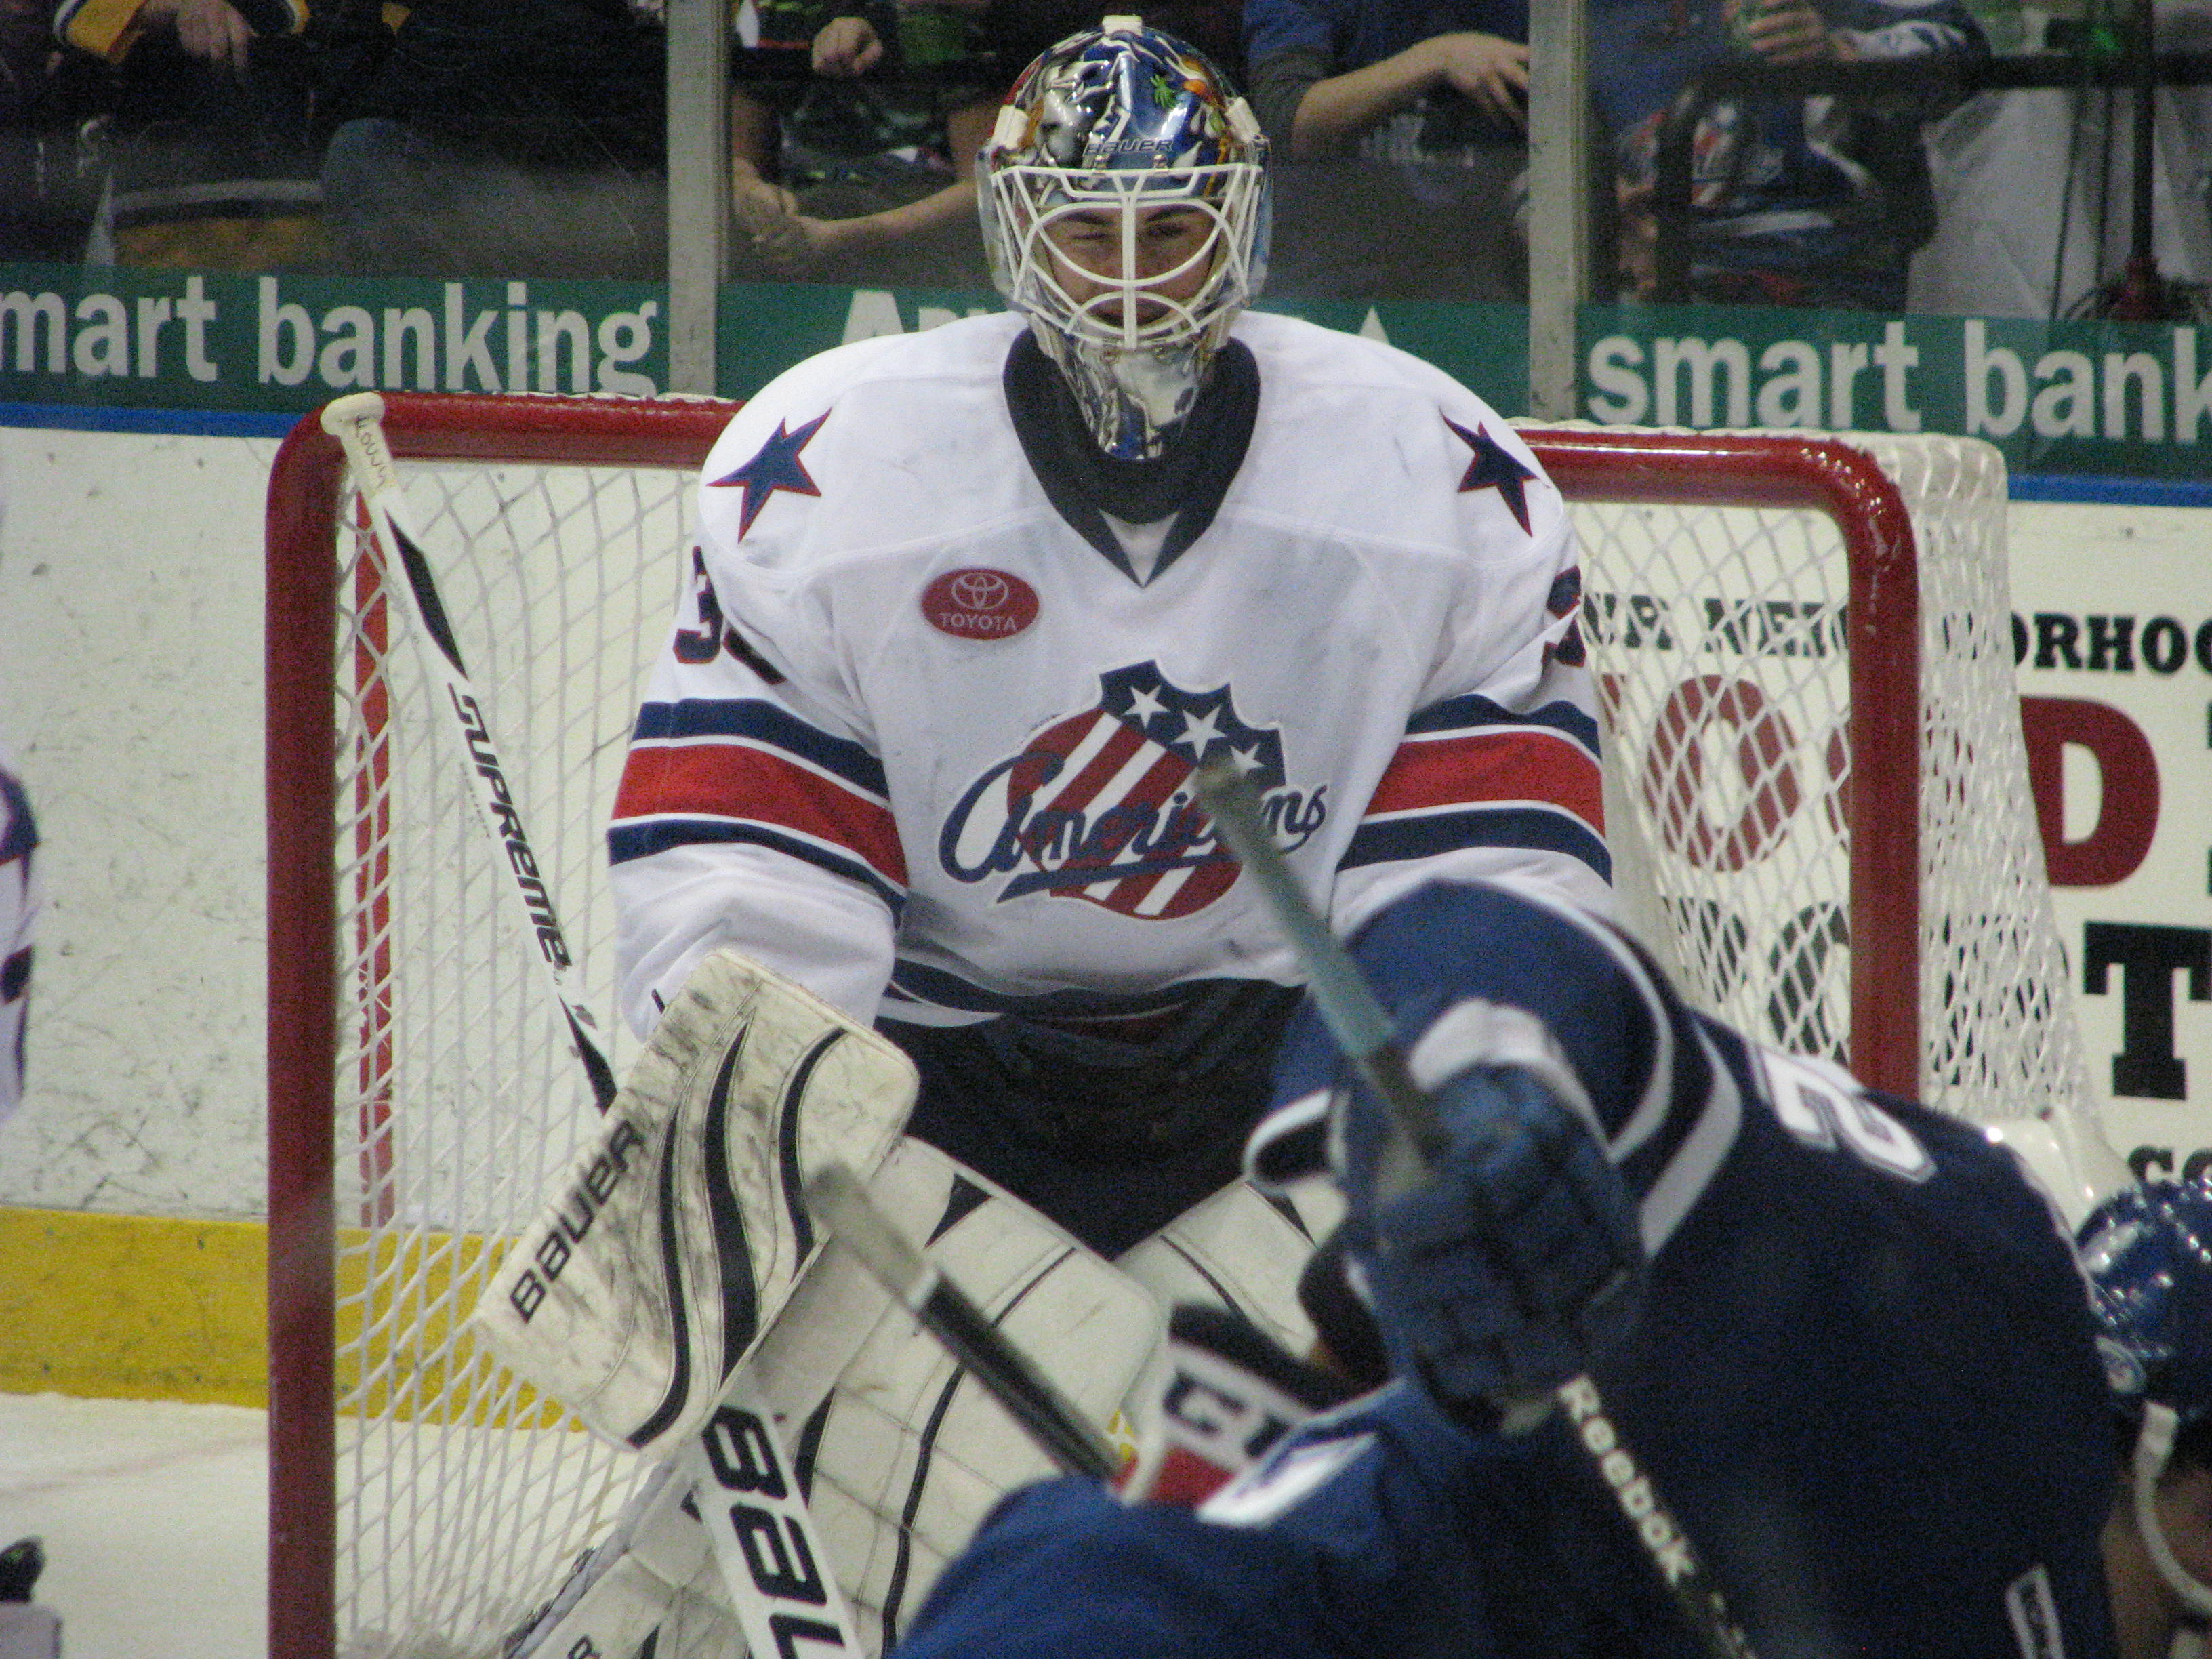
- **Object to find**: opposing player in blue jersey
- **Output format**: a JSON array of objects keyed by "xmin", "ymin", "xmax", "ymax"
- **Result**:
[{"xmin": 890, "ymin": 876, "xmax": 2180, "ymax": 1659}]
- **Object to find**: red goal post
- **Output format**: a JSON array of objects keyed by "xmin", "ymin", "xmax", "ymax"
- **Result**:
[{"xmin": 265, "ymin": 396, "xmax": 2089, "ymax": 1659}]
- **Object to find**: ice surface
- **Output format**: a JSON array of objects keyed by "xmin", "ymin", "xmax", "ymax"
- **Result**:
[{"xmin": 0, "ymin": 1392, "xmax": 265, "ymax": 1659}]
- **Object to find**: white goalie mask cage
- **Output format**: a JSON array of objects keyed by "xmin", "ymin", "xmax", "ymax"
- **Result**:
[{"xmin": 978, "ymin": 18, "xmax": 1270, "ymax": 458}]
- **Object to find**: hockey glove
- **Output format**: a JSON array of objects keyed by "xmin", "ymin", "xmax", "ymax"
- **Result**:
[{"xmin": 1338, "ymin": 1002, "xmax": 1646, "ymax": 1429}]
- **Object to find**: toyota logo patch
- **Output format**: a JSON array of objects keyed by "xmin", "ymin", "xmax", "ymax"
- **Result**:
[{"xmin": 922, "ymin": 567, "xmax": 1039, "ymax": 640}]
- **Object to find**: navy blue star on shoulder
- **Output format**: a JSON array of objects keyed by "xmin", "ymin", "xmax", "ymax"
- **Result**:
[
  {"xmin": 710, "ymin": 411, "xmax": 830, "ymax": 536},
  {"xmin": 1443, "ymin": 415, "xmax": 1536, "ymax": 536}
]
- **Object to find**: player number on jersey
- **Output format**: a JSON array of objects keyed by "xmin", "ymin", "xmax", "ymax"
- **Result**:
[{"xmin": 1762, "ymin": 1050, "xmax": 1935, "ymax": 1183}]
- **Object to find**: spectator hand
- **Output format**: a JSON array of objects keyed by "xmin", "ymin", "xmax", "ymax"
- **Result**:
[
  {"xmin": 812, "ymin": 15, "xmax": 882, "ymax": 77},
  {"xmin": 738, "ymin": 190, "xmax": 865, "ymax": 275},
  {"xmin": 733, "ymin": 171, "xmax": 799, "ymax": 225},
  {"xmin": 140, "ymin": 0, "xmax": 253, "ymax": 75},
  {"xmin": 1614, "ymin": 176, "xmax": 1659, "ymax": 300},
  {"xmin": 1337, "ymin": 1003, "xmax": 1645, "ymax": 1429},
  {"xmin": 735, "ymin": 176, "xmax": 827, "ymax": 272},
  {"xmin": 1424, "ymin": 32, "xmax": 1530, "ymax": 131},
  {"xmin": 1729, "ymin": 0, "xmax": 1852, "ymax": 64}
]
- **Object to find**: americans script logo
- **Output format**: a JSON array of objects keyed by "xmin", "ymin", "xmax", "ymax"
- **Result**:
[{"xmin": 938, "ymin": 663, "xmax": 1327, "ymax": 920}]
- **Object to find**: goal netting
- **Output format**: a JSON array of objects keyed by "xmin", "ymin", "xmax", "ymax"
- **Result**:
[
  {"xmin": 264, "ymin": 398, "xmax": 2090, "ymax": 1659},
  {"xmin": 1539, "ymin": 424, "xmax": 2087, "ymax": 1122}
]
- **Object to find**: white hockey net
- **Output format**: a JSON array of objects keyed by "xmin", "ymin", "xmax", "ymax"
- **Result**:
[
  {"xmin": 1553, "ymin": 426, "xmax": 2089, "ymax": 1124},
  {"xmin": 268, "ymin": 396, "xmax": 728, "ymax": 1659},
  {"xmin": 266, "ymin": 403, "xmax": 2089, "ymax": 1659},
  {"xmin": 328, "ymin": 458, "xmax": 680, "ymax": 1658}
]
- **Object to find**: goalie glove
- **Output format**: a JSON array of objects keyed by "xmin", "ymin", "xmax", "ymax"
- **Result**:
[{"xmin": 472, "ymin": 948, "xmax": 917, "ymax": 1460}]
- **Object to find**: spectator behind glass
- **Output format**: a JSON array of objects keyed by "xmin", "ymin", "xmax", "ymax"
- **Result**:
[
  {"xmin": 729, "ymin": 0, "xmax": 1000, "ymax": 288},
  {"xmin": 1, "ymin": 0, "xmax": 107, "ymax": 260},
  {"xmin": 1595, "ymin": 0, "xmax": 1987, "ymax": 310},
  {"xmin": 731, "ymin": 1, "xmax": 1244, "ymax": 290},
  {"xmin": 1242, "ymin": 0, "xmax": 1531, "ymax": 304},
  {"xmin": 45, "ymin": 0, "xmax": 327, "ymax": 266},
  {"xmin": 317, "ymin": 0, "xmax": 668, "ymax": 278}
]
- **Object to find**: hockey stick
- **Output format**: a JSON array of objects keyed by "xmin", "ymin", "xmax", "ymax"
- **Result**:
[
  {"xmin": 1191, "ymin": 759, "xmax": 1759, "ymax": 1659},
  {"xmin": 807, "ymin": 1162, "xmax": 1120, "ymax": 1482},
  {"xmin": 319, "ymin": 393, "xmax": 862, "ymax": 1659},
  {"xmin": 319, "ymin": 392, "xmax": 617, "ymax": 1111}
]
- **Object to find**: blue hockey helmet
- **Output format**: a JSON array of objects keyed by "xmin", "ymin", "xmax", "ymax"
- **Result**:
[
  {"xmin": 2081, "ymin": 1178, "xmax": 2212, "ymax": 1427},
  {"xmin": 979, "ymin": 18, "xmax": 1270, "ymax": 459},
  {"xmin": 2080, "ymin": 1178, "xmax": 2212, "ymax": 1618}
]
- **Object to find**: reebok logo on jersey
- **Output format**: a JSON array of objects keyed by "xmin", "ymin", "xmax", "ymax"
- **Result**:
[
  {"xmin": 937, "ymin": 661, "xmax": 1326, "ymax": 920},
  {"xmin": 922, "ymin": 568, "xmax": 1039, "ymax": 640}
]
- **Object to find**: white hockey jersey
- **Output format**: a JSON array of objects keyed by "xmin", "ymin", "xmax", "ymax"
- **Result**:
[{"xmin": 609, "ymin": 310, "xmax": 1609, "ymax": 1037}]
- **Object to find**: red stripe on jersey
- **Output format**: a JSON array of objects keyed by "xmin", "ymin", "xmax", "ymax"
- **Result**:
[
  {"xmin": 615, "ymin": 742, "xmax": 908, "ymax": 884},
  {"xmin": 1043, "ymin": 716, "xmax": 1149, "ymax": 819},
  {"xmin": 1366, "ymin": 729, "xmax": 1603, "ymax": 834},
  {"xmin": 1097, "ymin": 746, "xmax": 1203, "ymax": 910},
  {"xmin": 1144, "ymin": 1443, "xmax": 1240, "ymax": 1507},
  {"xmin": 1135, "ymin": 857, "xmax": 1240, "ymax": 920}
]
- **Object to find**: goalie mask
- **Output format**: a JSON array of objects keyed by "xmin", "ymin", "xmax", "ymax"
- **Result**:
[
  {"xmin": 2081, "ymin": 1179, "xmax": 2212, "ymax": 1618},
  {"xmin": 979, "ymin": 18, "xmax": 1269, "ymax": 459}
]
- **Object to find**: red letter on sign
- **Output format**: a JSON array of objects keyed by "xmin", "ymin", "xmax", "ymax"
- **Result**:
[
  {"xmin": 2018, "ymin": 696, "xmax": 2159, "ymax": 886},
  {"xmin": 1643, "ymin": 676, "xmax": 1801, "ymax": 872}
]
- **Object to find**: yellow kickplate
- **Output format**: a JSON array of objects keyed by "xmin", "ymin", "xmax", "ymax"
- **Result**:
[
  {"xmin": 0, "ymin": 1207, "xmax": 572, "ymax": 1426},
  {"xmin": 0, "ymin": 1206, "xmax": 268, "ymax": 1406}
]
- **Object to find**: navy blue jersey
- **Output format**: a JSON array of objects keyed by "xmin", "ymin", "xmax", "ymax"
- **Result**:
[{"xmin": 895, "ymin": 882, "xmax": 2121, "ymax": 1659}]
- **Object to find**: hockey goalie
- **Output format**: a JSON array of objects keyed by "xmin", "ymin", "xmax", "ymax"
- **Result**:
[{"xmin": 470, "ymin": 14, "xmax": 1608, "ymax": 1656}]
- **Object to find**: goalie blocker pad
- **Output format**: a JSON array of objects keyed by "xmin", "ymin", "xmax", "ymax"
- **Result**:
[
  {"xmin": 472, "ymin": 948, "xmax": 918, "ymax": 1460},
  {"xmin": 507, "ymin": 1137, "xmax": 1168, "ymax": 1659}
]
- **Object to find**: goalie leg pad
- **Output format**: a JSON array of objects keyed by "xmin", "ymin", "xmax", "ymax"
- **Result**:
[
  {"xmin": 796, "ymin": 1139, "xmax": 1164, "ymax": 1656},
  {"xmin": 1113, "ymin": 1176, "xmax": 1343, "ymax": 1357},
  {"xmin": 504, "ymin": 1139, "xmax": 1160, "ymax": 1659},
  {"xmin": 472, "ymin": 948, "xmax": 918, "ymax": 1460}
]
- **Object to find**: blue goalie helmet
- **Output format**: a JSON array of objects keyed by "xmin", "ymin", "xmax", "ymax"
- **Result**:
[
  {"xmin": 978, "ymin": 18, "xmax": 1270, "ymax": 459},
  {"xmin": 2080, "ymin": 1177, "xmax": 2212, "ymax": 1426}
]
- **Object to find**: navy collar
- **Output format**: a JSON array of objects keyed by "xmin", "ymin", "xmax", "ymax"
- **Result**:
[{"xmin": 1000, "ymin": 329, "xmax": 1259, "ymax": 583}]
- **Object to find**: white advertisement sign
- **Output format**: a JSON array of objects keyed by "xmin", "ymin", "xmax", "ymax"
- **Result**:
[{"xmin": 2010, "ymin": 495, "xmax": 2212, "ymax": 1179}]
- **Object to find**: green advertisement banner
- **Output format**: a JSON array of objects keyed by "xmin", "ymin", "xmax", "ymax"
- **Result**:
[
  {"xmin": 1575, "ymin": 304, "xmax": 2212, "ymax": 484},
  {"xmin": 0, "ymin": 264, "xmax": 670, "ymax": 415},
  {"xmin": 0, "ymin": 260, "xmax": 2205, "ymax": 485},
  {"xmin": 716, "ymin": 281, "xmax": 1529, "ymax": 409},
  {"xmin": 0, "ymin": 262, "xmax": 1525, "ymax": 424}
]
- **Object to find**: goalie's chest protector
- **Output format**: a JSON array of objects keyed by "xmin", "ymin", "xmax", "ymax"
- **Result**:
[{"xmin": 693, "ymin": 311, "xmax": 1567, "ymax": 998}]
